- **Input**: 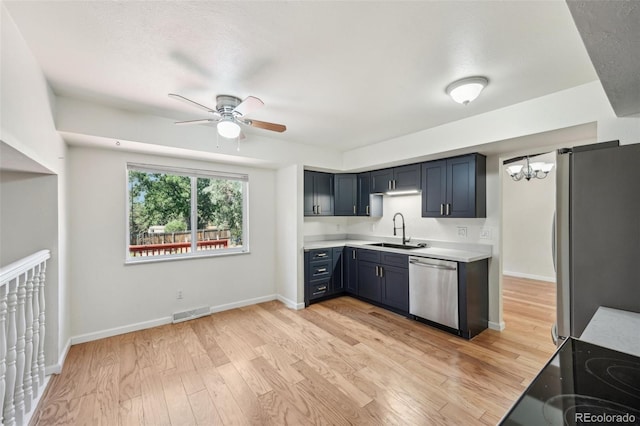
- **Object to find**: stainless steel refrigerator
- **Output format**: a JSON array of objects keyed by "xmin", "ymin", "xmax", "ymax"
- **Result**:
[{"xmin": 553, "ymin": 141, "xmax": 640, "ymax": 345}]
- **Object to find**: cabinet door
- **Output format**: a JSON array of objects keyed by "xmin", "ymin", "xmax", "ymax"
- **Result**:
[
  {"xmin": 334, "ymin": 174, "xmax": 357, "ymax": 216},
  {"xmin": 421, "ymin": 160, "xmax": 447, "ymax": 217},
  {"xmin": 447, "ymin": 155, "xmax": 482, "ymax": 218},
  {"xmin": 315, "ymin": 172, "xmax": 334, "ymax": 216},
  {"xmin": 357, "ymin": 172, "xmax": 371, "ymax": 216},
  {"xmin": 304, "ymin": 170, "xmax": 316, "ymax": 216},
  {"xmin": 393, "ymin": 164, "xmax": 420, "ymax": 191},
  {"xmin": 381, "ymin": 265, "xmax": 409, "ymax": 312},
  {"xmin": 357, "ymin": 260, "xmax": 381, "ymax": 302},
  {"xmin": 331, "ymin": 247, "xmax": 343, "ymax": 293},
  {"xmin": 371, "ymin": 169, "xmax": 393, "ymax": 193},
  {"xmin": 344, "ymin": 247, "xmax": 358, "ymax": 294}
]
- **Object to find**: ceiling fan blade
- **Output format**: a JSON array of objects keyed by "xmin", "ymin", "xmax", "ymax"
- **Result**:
[
  {"xmin": 174, "ymin": 119, "xmax": 217, "ymax": 125},
  {"xmin": 168, "ymin": 93, "xmax": 217, "ymax": 113},
  {"xmin": 247, "ymin": 119, "xmax": 286, "ymax": 133},
  {"xmin": 233, "ymin": 96, "xmax": 264, "ymax": 117}
]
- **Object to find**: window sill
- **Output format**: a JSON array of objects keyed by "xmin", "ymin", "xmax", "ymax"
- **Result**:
[{"xmin": 125, "ymin": 248, "xmax": 250, "ymax": 265}]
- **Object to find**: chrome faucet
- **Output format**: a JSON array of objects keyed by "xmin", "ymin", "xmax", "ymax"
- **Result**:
[{"xmin": 392, "ymin": 212, "xmax": 410, "ymax": 245}]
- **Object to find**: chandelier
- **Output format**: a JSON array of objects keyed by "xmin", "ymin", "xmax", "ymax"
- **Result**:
[{"xmin": 505, "ymin": 156, "xmax": 554, "ymax": 181}]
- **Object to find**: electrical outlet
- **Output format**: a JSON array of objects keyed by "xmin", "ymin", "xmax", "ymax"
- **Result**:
[
  {"xmin": 480, "ymin": 228, "xmax": 492, "ymax": 240},
  {"xmin": 177, "ymin": 290, "xmax": 183, "ymax": 300},
  {"xmin": 457, "ymin": 226, "xmax": 468, "ymax": 239}
]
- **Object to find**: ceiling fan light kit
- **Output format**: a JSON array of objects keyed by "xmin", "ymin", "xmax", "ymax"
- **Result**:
[
  {"xmin": 169, "ymin": 93, "xmax": 286, "ymax": 145},
  {"xmin": 446, "ymin": 76, "xmax": 489, "ymax": 105},
  {"xmin": 217, "ymin": 119, "xmax": 241, "ymax": 139}
]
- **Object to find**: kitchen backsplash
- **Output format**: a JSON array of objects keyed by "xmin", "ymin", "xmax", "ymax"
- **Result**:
[{"xmin": 304, "ymin": 193, "xmax": 497, "ymax": 245}]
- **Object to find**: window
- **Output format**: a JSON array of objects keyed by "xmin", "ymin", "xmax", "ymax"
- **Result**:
[{"xmin": 126, "ymin": 163, "xmax": 248, "ymax": 262}]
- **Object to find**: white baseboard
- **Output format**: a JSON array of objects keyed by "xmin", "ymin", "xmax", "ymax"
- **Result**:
[
  {"xmin": 489, "ymin": 321, "xmax": 505, "ymax": 331},
  {"xmin": 70, "ymin": 294, "xmax": 280, "ymax": 345},
  {"xmin": 71, "ymin": 316, "xmax": 173, "ymax": 345},
  {"xmin": 503, "ymin": 271, "xmax": 556, "ymax": 283},
  {"xmin": 277, "ymin": 294, "xmax": 305, "ymax": 310},
  {"xmin": 210, "ymin": 294, "xmax": 277, "ymax": 313},
  {"xmin": 45, "ymin": 337, "xmax": 72, "ymax": 375}
]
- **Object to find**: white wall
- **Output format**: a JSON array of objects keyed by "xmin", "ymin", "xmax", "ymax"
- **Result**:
[
  {"xmin": 275, "ymin": 164, "xmax": 305, "ymax": 308},
  {"xmin": 67, "ymin": 146, "xmax": 277, "ymax": 340},
  {"xmin": 1, "ymin": 4, "xmax": 70, "ymax": 372},
  {"xmin": 502, "ymin": 152, "xmax": 556, "ymax": 282}
]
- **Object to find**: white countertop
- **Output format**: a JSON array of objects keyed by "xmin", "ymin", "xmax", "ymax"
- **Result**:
[
  {"xmin": 580, "ymin": 307, "xmax": 640, "ymax": 358},
  {"xmin": 303, "ymin": 239, "xmax": 491, "ymax": 263}
]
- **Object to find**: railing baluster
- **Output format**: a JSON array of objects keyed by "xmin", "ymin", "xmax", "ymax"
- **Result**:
[
  {"xmin": 13, "ymin": 274, "xmax": 27, "ymax": 425},
  {"xmin": 0, "ymin": 250, "xmax": 50, "ymax": 426},
  {"xmin": 3, "ymin": 279, "xmax": 18, "ymax": 426},
  {"xmin": 37, "ymin": 262, "xmax": 46, "ymax": 386},
  {"xmin": 23, "ymin": 268, "xmax": 35, "ymax": 412},
  {"xmin": 30, "ymin": 270, "xmax": 40, "ymax": 396},
  {"xmin": 1, "ymin": 286, "xmax": 7, "ymax": 425}
]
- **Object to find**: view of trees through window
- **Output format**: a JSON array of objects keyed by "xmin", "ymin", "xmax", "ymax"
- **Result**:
[{"xmin": 127, "ymin": 166, "xmax": 246, "ymax": 259}]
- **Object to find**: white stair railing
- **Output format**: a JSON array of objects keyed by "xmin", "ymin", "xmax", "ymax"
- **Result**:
[{"xmin": 0, "ymin": 250, "xmax": 50, "ymax": 426}]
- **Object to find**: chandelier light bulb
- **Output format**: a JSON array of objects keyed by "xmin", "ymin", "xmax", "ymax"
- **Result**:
[{"xmin": 505, "ymin": 156, "xmax": 555, "ymax": 182}]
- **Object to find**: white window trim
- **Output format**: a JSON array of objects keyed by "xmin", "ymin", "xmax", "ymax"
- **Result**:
[{"xmin": 125, "ymin": 163, "xmax": 250, "ymax": 264}]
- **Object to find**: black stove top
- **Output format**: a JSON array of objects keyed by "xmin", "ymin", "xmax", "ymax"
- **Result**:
[{"xmin": 501, "ymin": 338, "xmax": 640, "ymax": 425}]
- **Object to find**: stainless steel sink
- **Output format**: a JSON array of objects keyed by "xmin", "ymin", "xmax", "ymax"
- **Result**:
[{"xmin": 366, "ymin": 242, "xmax": 425, "ymax": 250}]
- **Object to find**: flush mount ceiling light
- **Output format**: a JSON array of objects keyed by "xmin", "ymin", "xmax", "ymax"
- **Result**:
[
  {"xmin": 216, "ymin": 119, "xmax": 242, "ymax": 139},
  {"xmin": 446, "ymin": 76, "xmax": 489, "ymax": 105},
  {"xmin": 505, "ymin": 156, "xmax": 554, "ymax": 181}
]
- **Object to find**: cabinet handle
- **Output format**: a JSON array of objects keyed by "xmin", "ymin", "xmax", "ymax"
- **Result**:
[
  {"xmin": 446, "ymin": 203, "xmax": 451, "ymax": 216},
  {"xmin": 366, "ymin": 205, "xmax": 369, "ymax": 216},
  {"xmin": 440, "ymin": 204, "xmax": 444, "ymax": 215},
  {"xmin": 318, "ymin": 205, "xmax": 322, "ymax": 215},
  {"xmin": 388, "ymin": 180, "xmax": 391, "ymax": 190},
  {"xmin": 375, "ymin": 266, "xmax": 379, "ymax": 276},
  {"xmin": 379, "ymin": 266, "xmax": 384, "ymax": 277},
  {"xmin": 393, "ymin": 180, "xmax": 396, "ymax": 189},
  {"xmin": 353, "ymin": 205, "xmax": 356, "ymax": 214},
  {"xmin": 316, "ymin": 268, "xmax": 327, "ymax": 273},
  {"xmin": 352, "ymin": 250, "xmax": 356, "ymax": 260},
  {"xmin": 316, "ymin": 253, "xmax": 328, "ymax": 258}
]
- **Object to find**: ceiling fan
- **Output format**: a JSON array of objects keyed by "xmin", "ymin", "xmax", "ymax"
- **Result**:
[{"xmin": 168, "ymin": 93, "xmax": 286, "ymax": 139}]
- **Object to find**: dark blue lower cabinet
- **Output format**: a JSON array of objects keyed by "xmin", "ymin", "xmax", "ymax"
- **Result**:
[
  {"xmin": 331, "ymin": 247, "xmax": 343, "ymax": 292},
  {"xmin": 344, "ymin": 247, "xmax": 358, "ymax": 294},
  {"xmin": 306, "ymin": 247, "xmax": 408, "ymax": 315},
  {"xmin": 380, "ymin": 265, "xmax": 409, "ymax": 312},
  {"xmin": 357, "ymin": 260, "xmax": 382, "ymax": 302}
]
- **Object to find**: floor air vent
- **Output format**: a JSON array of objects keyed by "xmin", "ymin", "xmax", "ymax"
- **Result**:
[{"xmin": 172, "ymin": 306, "xmax": 211, "ymax": 324}]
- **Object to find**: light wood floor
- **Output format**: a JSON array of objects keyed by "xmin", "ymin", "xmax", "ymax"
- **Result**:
[{"xmin": 31, "ymin": 276, "xmax": 556, "ymax": 425}]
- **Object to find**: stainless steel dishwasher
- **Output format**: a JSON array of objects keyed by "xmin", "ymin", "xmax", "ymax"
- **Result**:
[{"xmin": 408, "ymin": 257, "xmax": 459, "ymax": 330}]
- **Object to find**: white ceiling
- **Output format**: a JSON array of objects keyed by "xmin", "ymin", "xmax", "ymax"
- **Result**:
[{"xmin": 5, "ymin": 1, "xmax": 598, "ymax": 152}]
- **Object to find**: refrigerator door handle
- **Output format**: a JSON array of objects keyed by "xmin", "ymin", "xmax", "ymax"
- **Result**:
[
  {"xmin": 551, "ymin": 323, "xmax": 558, "ymax": 345},
  {"xmin": 551, "ymin": 211, "xmax": 556, "ymax": 272}
]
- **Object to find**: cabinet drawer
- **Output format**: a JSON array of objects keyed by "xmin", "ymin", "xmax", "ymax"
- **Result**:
[
  {"xmin": 381, "ymin": 252, "xmax": 408, "ymax": 269},
  {"xmin": 309, "ymin": 281, "xmax": 330, "ymax": 299},
  {"xmin": 357, "ymin": 249, "xmax": 380, "ymax": 263},
  {"xmin": 309, "ymin": 259, "xmax": 332, "ymax": 281},
  {"xmin": 310, "ymin": 249, "xmax": 332, "ymax": 261}
]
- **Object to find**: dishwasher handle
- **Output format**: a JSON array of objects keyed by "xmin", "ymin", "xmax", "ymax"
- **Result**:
[{"xmin": 409, "ymin": 259, "xmax": 457, "ymax": 271}]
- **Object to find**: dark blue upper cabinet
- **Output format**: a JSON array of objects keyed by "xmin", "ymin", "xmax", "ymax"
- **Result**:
[
  {"xmin": 371, "ymin": 164, "xmax": 420, "ymax": 193},
  {"xmin": 421, "ymin": 154, "xmax": 486, "ymax": 218},
  {"xmin": 334, "ymin": 174, "xmax": 357, "ymax": 216},
  {"xmin": 371, "ymin": 169, "xmax": 394, "ymax": 193},
  {"xmin": 304, "ymin": 171, "xmax": 334, "ymax": 216},
  {"xmin": 392, "ymin": 164, "xmax": 421, "ymax": 191},
  {"xmin": 357, "ymin": 172, "xmax": 383, "ymax": 217}
]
